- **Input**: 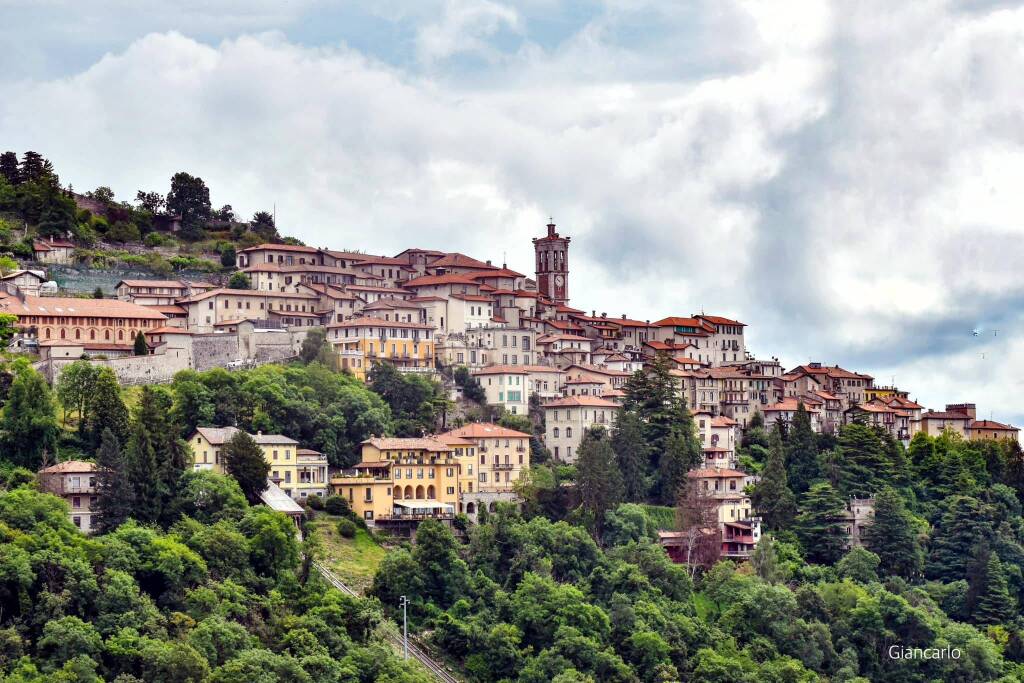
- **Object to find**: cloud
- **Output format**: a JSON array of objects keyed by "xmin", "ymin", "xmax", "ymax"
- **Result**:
[{"xmin": 2, "ymin": 1, "xmax": 1024, "ymax": 422}]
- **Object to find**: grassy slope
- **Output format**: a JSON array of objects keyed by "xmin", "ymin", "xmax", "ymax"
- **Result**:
[{"xmin": 310, "ymin": 515, "xmax": 387, "ymax": 594}]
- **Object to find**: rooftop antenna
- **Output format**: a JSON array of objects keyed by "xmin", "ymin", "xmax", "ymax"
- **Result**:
[
  {"xmin": 993, "ymin": 329, "xmax": 1000, "ymax": 337},
  {"xmin": 502, "ymin": 250, "xmax": 507, "ymax": 269}
]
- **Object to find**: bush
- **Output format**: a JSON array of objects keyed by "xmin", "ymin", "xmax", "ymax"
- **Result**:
[
  {"xmin": 107, "ymin": 220, "xmax": 141, "ymax": 243},
  {"xmin": 337, "ymin": 518, "xmax": 357, "ymax": 538},
  {"xmin": 324, "ymin": 495, "xmax": 349, "ymax": 516},
  {"xmin": 306, "ymin": 494, "xmax": 323, "ymax": 510}
]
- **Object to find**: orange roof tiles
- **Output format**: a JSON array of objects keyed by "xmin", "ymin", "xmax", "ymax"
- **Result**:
[
  {"xmin": 3, "ymin": 295, "xmax": 168, "ymax": 320},
  {"xmin": 543, "ymin": 396, "xmax": 620, "ymax": 408},
  {"xmin": 441, "ymin": 422, "xmax": 531, "ymax": 439}
]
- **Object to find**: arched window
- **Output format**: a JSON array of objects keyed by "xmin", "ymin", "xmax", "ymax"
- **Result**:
[
  {"xmin": 90, "ymin": 329, "xmax": 95, "ymax": 340},
  {"xmin": 118, "ymin": 330, "xmax": 124, "ymax": 340},
  {"xmin": 415, "ymin": 485, "xmax": 424, "ymax": 499},
  {"xmin": 466, "ymin": 502, "xmax": 476, "ymax": 514},
  {"xmin": 45, "ymin": 328, "xmax": 51, "ymax": 339},
  {"xmin": 553, "ymin": 427, "xmax": 559, "ymax": 438},
  {"xmin": 566, "ymin": 427, "xmax": 572, "ymax": 438},
  {"xmin": 75, "ymin": 328, "xmax": 81, "ymax": 340},
  {"xmin": 105, "ymin": 329, "xmax": 111, "ymax": 340},
  {"xmin": 404, "ymin": 485, "xmax": 413, "ymax": 499},
  {"xmin": 426, "ymin": 485, "xmax": 435, "ymax": 499},
  {"xmin": 60, "ymin": 328, "xmax": 66, "ymax": 339}
]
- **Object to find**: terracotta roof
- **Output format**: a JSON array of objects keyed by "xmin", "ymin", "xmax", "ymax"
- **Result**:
[
  {"xmin": 970, "ymin": 420, "xmax": 1018, "ymax": 431},
  {"xmin": 430, "ymin": 253, "xmax": 498, "ymax": 270},
  {"xmin": 145, "ymin": 326, "xmax": 194, "ymax": 335},
  {"xmin": 33, "ymin": 238, "xmax": 76, "ymax": 250},
  {"xmin": 711, "ymin": 416, "xmax": 738, "ymax": 427},
  {"xmin": 763, "ymin": 398, "xmax": 819, "ymax": 412},
  {"xmin": 1, "ymin": 295, "xmax": 167, "ymax": 320},
  {"xmin": 143, "ymin": 304, "xmax": 188, "ymax": 315},
  {"xmin": 300, "ymin": 283, "xmax": 360, "ymax": 300},
  {"xmin": 404, "ymin": 273, "xmax": 481, "ymax": 287},
  {"xmin": 408, "ymin": 295, "xmax": 448, "ymax": 302},
  {"xmin": 363, "ymin": 297, "xmax": 423, "ymax": 310},
  {"xmin": 789, "ymin": 364, "xmax": 874, "ymax": 381},
  {"xmin": 118, "ymin": 279, "xmax": 214, "ymax": 289},
  {"xmin": 351, "ymin": 255, "xmax": 417, "ymax": 268},
  {"xmin": 194, "ymin": 426, "xmax": 298, "ymax": 446},
  {"xmin": 697, "ymin": 315, "xmax": 746, "ymax": 327},
  {"xmin": 653, "ymin": 316, "xmax": 707, "ymax": 328},
  {"xmin": 851, "ymin": 402, "xmax": 897, "ymax": 414},
  {"xmin": 38, "ymin": 460, "xmax": 95, "ymax": 474},
  {"xmin": 922, "ymin": 410, "xmax": 972, "ymax": 420},
  {"xmin": 239, "ymin": 243, "xmax": 319, "ymax": 254},
  {"xmin": 565, "ymin": 377, "xmax": 603, "ymax": 385},
  {"xmin": 472, "ymin": 365, "xmax": 530, "ymax": 375},
  {"xmin": 326, "ymin": 316, "xmax": 432, "ymax": 330},
  {"xmin": 0, "ymin": 269, "xmax": 45, "ymax": 281},
  {"xmin": 565, "ymin": 363, "xmax": 632, "ymax": 377},
  {"xmin": 176, "ymin": 288, "xmax": 317, "ymax": 303},
  {"xmin": 363, "ymin": 437, "xmax": 452, "ymax": 452},
  {"xmin": 441, "ymin": 423, "xmax": 531, "ymax": 439},
  {"xmin": 465, "ymin": 268, "xmax": 525, "ymax": 280},
  {"xmin": 434, "ymin": 434, "xmax": 477, "ymax": 447},
  {"xmin": 687, "ymin": 468, "xmax": 747, "ymax": 478},
  {"xmin": 543, "ymin": 396, "xmax": 620, "ymax": 408},
  {"xmin": 344, "ymin": 285, "xmax": 412, "ymax": 294},
  {"xmin": 449, "ymin": 293, "xmax": 494, "ymax": 302}
]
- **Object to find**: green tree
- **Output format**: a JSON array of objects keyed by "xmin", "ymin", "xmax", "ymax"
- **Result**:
[
  {"xmin": 576, "ymin": 427, "xmax": 624, "ymax": 542},
  {"xmin": 134, "ymin": 330, "xmax": 148, "ymax": 355},
  {"xmin": 0, "ymin": 151, "xmax": 18, "ymax": 184},
  {"xmin": 412, "ymin": 519, "xmax": 470, "ymax": 609},
  {"xmin": 656, "ymin": 422, "xmax": 702, "ymax": 506},
  {"xmin": 56, "ymin": 360, "xmax": 98, "ymax": 425},
  {"xmin": 223, "ymin": 430, "xmax": 270, "ymax": 503},
  {"xmin": 219, "ymin": 244, "xmax": 236, "ymax": 268},
  {"xmin": 250, "ymin": 211, "xmax": 277, "ymax": 239},
  {"xmin": 972, "ymin": 551, "xmax": 1014, "ymax": 624},
  {"xmin": 299, "ymin": 328, "xmax": 329, "ymax": 364},
  {"xmin": 836, "ymin": 422, "xmax": 892, "ymax": 496},
  {"xmin": 794, "ymin": 482, "xmax": 847, "ymax": 565},
  {"xmin": 610, "ymin": 411, "xmax": 648, "ymax": 502},
  {"xmin": 863, "ymin": 486, "xmax": 922, "ymax": 579},
  {"xmin": 1, "ymin": 360, "xmax": 60, "ymax": 469},
  {"xmin": 94, "ymin": 428, "xmax": 132, "ymax": 533},
  {"xmin": 227, "ymin": 272, "xmax": 250, "ymax": 290},
  {"xmin": 83, "ymin": 366, "xmax": 130, "ymax": 451},
  {"xmin": 926, "ymin": 496, "xmax": 993, "ymax": 582},
  {"xmin": 785, "ymin": 402, "xmax": 819, "ymax": 493},
  {"xmin": 0, "ymin": 255, "xmax": 17, "ymax": 275},
  {"xmin": 752, "ymin": 427, "xmax": 797, "ymax": 531},
  {"xmin": 92, "ymin": 286, "xmax": 105, "ymax": 299},
  {"xmin": 0, "ymin": 312, "xmax": 19, "ymax": 345},
  {"xmin": 836, "ymin": 547, "xmax": 880, "ymax": 583},
  {"xmin": 167, "ymin": 171, "xmax": 212, "ymax": 240}
]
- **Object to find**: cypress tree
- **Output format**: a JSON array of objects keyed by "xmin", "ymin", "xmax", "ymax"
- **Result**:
[
  {"xmin": 656, "ymin": 422, "xmax": 702, "ymax": 506},
  {"xmin": 1003, "ymin": 439, "xmax": 1024, "ymax": 503},
  {"xmin": 863, "ymin": 487, "xmax": 922, "ymax": 579},
  {"xmin": 785, "ymin": 402, "xmax": 819, "ymax": 493},
  {"xmin": 752, "ymin": 428, "xmax": 797, "ymax": 531},
  {"xmin": 123, "ymin": 408, "xmax": 161, "ymax": 524},
  {"xmin": 973, "ymin": 552, "xmax": 1014, "ymax": 625},
  {"xmin": 133, "ymin": 331, "xmax": 148, "ymax": 356},
  {"xmin": 794, "ymin": 482, "xmax": 848, "ymax": 565},
  {"xmin": 83, "ymin": 367, "xmax": 129, "ymax": 452},
  {"xmin": 223, "ymin": 430, "xmax": 270, "ymax": 503},
  {"xmin": 576, "ymin": 427, "xmax": 624, "ymax": 542},
  {"xmin": 611, "ymin": 411, "xmax": 649, "ymax": 502},
  {"xmin": 94, "ymin": 429, "xmax": 132, "ymax": 533}
]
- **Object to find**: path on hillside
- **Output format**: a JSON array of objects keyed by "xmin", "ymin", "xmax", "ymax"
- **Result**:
[{"xmin": 312, "ymin": 560, "xmax": 462, "ymax": 683}]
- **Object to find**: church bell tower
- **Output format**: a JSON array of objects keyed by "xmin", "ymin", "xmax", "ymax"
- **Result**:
[{"xmin": 533, "ymin": 220, "xmax": 570, "ymax": 305}]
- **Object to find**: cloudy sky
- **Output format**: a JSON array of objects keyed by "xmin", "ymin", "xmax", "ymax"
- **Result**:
[{"xmin": 2, "ymin": 0, "xmax": 1023, "ymax": 423}]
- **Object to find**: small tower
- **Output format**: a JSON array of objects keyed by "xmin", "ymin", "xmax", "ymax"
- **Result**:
[{"xmin": 533, "ymin": 220, "xmax": 570, "ymax": 305}]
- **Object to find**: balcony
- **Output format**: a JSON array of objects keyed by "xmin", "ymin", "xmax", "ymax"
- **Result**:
[
  {"xmin": 62, "ymin": 485, "xmax": 95, "ymax": 494},
  {"xmin": 493, "ymin": 463, "xmax": 514, "ymax": 471}
]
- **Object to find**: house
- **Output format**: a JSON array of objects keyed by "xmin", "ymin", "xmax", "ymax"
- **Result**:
[
  {"xmin": 761, "ymin": 397, "xmax": 822, "ymax": 432},
  {"xmin": 0, "ymin": 269, "xmax": 46, "ymax": 296},
  {"xmin": 969, "ymin": 419, "xmax": 1020, "ymax": 442},
  {"xmin": 327, "ymin": 316, "xmax": 435, "ymax": 380},
  {"xmin": 695, "ymin": 412, "xmax": 739, "ymax": 468},
  {"xmin": 330, "ymin": 436, "xmax": 461, "ymax": 528},
  {"xmin": 784, "ymin": 363, "xmax": 875, "ymax": 410},
  {"xmin": 471, "ymin": 365, "xmax": 530, "ymax": 415},
  {"xmin": 37, "ymin": 461, "xmax": 97, "ymax": 533},
  {"xmin": 188, "ymin": 427, "xmax": 328, "ymax": 501},
  {"xmin": 0, "ymin": 293, "xmax": 167, "ymax": 344},
  {"xmin": 176, "ymin": 288, "xmax": 322, "ymax": 332},
  {"xmin": 842, "ymin": 497, "xmax": 875, "ymax": 549},
  {"xmin": 115, "ymin": 279, "xmax": 215, "ymax": 305},
  {"xmin": 919, "ymin": 403, "xmax": 975, "ymax": 437},
  {"xmin": 439, "ymin": 423, "xmax": 530, "ymax": 495},
  {"xmin": 543, "ymin": 395, "xmax": 620, "ymax": 463},
  {"xmin": 32, "ymin": 238, "xmax": 76, "ymax": 264},
  {"xmin": 845, "ymin": 401, "xmax": 911, "ymax": 442}
]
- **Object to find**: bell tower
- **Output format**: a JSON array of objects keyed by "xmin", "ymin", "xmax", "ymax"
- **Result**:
[{"xmin": 533, "ymin": 220, "xmax": 570, "ymax": 305}]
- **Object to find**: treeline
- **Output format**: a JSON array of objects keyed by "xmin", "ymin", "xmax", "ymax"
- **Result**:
[
  {"xmin": 0, "ymin": 476, "xmax": 431, "ymax": 682},
  {"xmin": 0, "ymin": 149, "xmax": 295, "ymax": 254},
  {"xmin": 371, "ymin": 506, "xmax": 1019, "ymax": 682}
]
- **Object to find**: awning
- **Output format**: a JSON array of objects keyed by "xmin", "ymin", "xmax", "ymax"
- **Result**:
[{"xmin": 393, "ymin": 500, "xmax": 454, "ymax": 510}]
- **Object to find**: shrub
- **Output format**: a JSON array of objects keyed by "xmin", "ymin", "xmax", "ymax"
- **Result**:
[
  {"xmin": 337, "ymin": 518, "xmax": 357, "ymax": 538},
  {"xmin": 324, "ymin": 495, "xmax": 349, "ymax": 516},
  {"xmin": 306, "ymin": 494, "xmax": 323, "ymax": 510}
]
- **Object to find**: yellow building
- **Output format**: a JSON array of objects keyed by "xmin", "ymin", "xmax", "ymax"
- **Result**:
[
  {"xmin": 436, "ymin": 434, "xmax": 480, "ymax": 498},
  {"xmin": 438, "ymin": 423, "xmax": 530, "ymax": 493},
  {"xmin": 327, "ymin": 316, "xmax": 436, "ymax": 380},
  {"xmin": 864, "ymin": 385, "xmax": 908, "ymax": 402},
  {"xmin": 330, "ymin": 437, "xmax": 460, "ymax": 522},
  {"xmin": 188, "ymin": 427, "xmax": 329, "ymax": 502}
]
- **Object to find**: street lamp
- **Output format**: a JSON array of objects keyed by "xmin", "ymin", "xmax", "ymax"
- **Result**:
[{"xmin": 399, "ymin": 595, "xmax": 409, "ymax": 660}]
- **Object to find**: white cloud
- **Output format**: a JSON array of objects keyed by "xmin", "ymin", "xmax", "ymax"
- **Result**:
[{"xmin": 2, "ymin": 1, "xmax": 1024, "ymax": 421}]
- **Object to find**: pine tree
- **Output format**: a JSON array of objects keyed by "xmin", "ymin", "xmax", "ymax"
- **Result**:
[
  {"xmin": 123, "ymin": 408, "xmax": 161, "ymax": 524},
  {"xmin": 752, "ymin": 428, "xmax": 797, "ymax": 531},
  {"xmin": 133, "ymin": 331, "xmax": 148, "ymax": 356},
  {"xmin": 92, "ymin": 287, "xmax": 105, "ymax": 299},
  {"xmin": 611, "ymin": 411, "xmax": 649, "ymax": 502},
  {"xmin": 785, "ymin": 402, "xmax": 819, "ymax": 493},
  {"xmin": 82, "ymin": 367, "xmax": 129, "ymax": 452},
  {"xmin": 926, "ymin": 496, "xmax": 993, "ymax": 581},
  {"xmin": 223, "ymin": 430, "xmax": 270, "ymax": 503},
  {"xmin": 656, "ymin": 423, "xmax": 702, "ymax": 506},
  {"xmin": 794, "ymin": 482, "xmax": 848, "ymax": 565},
  {"xmin": 0, "ymin": 361, "xmax": 60, "ymax": 469},
  {"xmin": 836, "ymin": 422, "xmax": 891, "ymax": 496},
  {"xmin": 19, "ymin": 151, "xmax": 47, "ymax": 183},
  {"xmin": 972, "ymin": 552, "xmax": 1014, "ymax": 625},
  {"xmin": 1003, "ymin": 439, "xmax": 1024, "ymax": 503},
  {"xmin": 0, "ymin": 151, "xmax": 19, "ymax": 185},
  {"xmin": 94, "ymin": 429, "xmax": 132, "ymax": 533},
  {"xmin": 576, "ymin": 427, "xmax": 624, "ymax": 542},
  {"xmin": 863, "ymin": 487, "xmax": 922, "ymax": 579}
]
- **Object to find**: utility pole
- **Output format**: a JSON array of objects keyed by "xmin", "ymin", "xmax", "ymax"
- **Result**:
[{"xmin": 399, "ymin": 595, "xmax": 409, "ymax": 660}]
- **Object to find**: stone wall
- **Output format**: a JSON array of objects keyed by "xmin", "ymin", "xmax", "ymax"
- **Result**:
[
  {"xmin": 42, "ymin": 264, "xmax": 220, "ymax": 296},
  {"xmin": 40, "ymin": 347, "xmax": 191, "ymax": 385},
  {"xmin": 192, "ymin": 333, "xmax": 241, "ymax": 371}
]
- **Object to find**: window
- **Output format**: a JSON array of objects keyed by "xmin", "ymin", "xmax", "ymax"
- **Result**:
[
  {"xmin": 73, "ymin": 516, "xmax": 82, "ymax": 528},
  {"xmin": 553, "ymin": 427, "xmax": 559, "ymax": 438},
  {"xmin": 72, "ymin": 496, "xmax": 81, "ymax": 508}
]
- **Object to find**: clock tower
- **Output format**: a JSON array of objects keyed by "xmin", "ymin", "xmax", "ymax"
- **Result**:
[{"xmin": 533, "ymin": 220, "xmax": 570, "ymax": 305}]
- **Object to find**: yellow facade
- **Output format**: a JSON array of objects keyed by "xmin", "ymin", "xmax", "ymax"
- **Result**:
[
  {"xmin": 188, "ymin": 428, "xmax": 328, "ymax": 501},
  {"xmin": 331, "ymin": 437, "xmax": 460, "ymax": 522},
  {"xmin": 327, "ymin": 317, "xmax": 436, "ymax": 380},
  {"xmin": 439, "ymin": 423, "xmax": 531, "ymax": 493}
]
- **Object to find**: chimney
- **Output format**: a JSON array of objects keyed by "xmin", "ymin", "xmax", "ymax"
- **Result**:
[
  {"xmin": 621, "ymin": 314, "xmax": 626, "ymax": 319},
  {"xmin": 486, "ymin": 260, "xmax": 491, "ymax": 266},
  {"xmin": 257, "ymin": 430, "xmax": 262, "ymax": 436}
]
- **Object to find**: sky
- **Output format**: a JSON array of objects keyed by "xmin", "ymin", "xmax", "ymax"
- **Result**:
[{"xmin": 2, "ymin": 0, "xmax": 1024, "ymax": 424}]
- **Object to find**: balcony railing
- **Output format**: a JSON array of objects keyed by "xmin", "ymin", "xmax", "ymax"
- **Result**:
[
  {"xmin": 493, "ymin": 463, "xmax": 514, "ymax": 470},
  {"xmin": 62, "ymin": 486, "xmax": 95, "ymax": 494}
]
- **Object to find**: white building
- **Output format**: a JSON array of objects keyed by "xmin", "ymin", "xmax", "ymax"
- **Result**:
[{"xmin": 543, "ymin": 395, "xmax": 620, "ymax": 463}]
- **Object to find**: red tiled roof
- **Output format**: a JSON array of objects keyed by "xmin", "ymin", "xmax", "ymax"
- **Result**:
[
  {"xmin": 2, "ymin": 295, "xmax": 167, "ymax": 320},
  {"xmin": 697, "ymin": 315, "xmax": 746, "ymax": 327},
  {"xmin": 543, "ymin": 396, "xmax": 619, "ymax": 408},
  {"xmin": 239, "ymin": 243, "xmax": 319, "ymax": 254},
  {"xmin": 38, "ymin": 460, "xmax": 96, "ymax": 474},
  {"xmin": 970, "ymin": 419, "xmax": 1019, "ymax": 431},
  {"xmin": 441, "ymin": 423, "xmax": 531, "ymax": 439},
  {"xmin": 687, "ymin": 468, "xmax": 747, "ymax": 478},
  {"xmin": 429, "ymin": 253, "xmax": 498, "ymax": 270},
  {"xmin": 326, "ymin": 316, "xmax": 432, "ymax": 330},
  {"xmin": 472, "ymin": 365, "xmax": 530, "ymax": 375},
  {"xmin": 404, "ymin": 273, "xmax": 481, "ymax": 288}
]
